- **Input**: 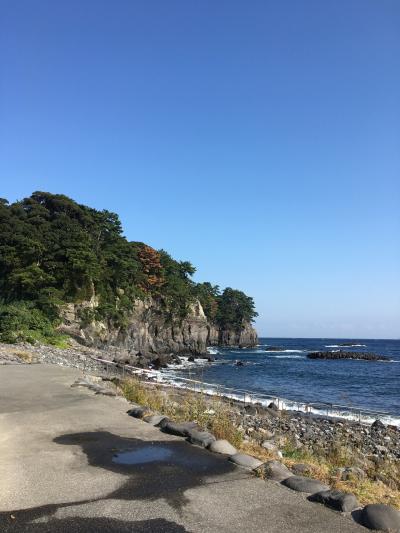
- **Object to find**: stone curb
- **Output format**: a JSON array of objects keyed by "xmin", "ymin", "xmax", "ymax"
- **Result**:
[{"xmin": 121, "ymin": 396, "xmax": 400, "ymax": 531}]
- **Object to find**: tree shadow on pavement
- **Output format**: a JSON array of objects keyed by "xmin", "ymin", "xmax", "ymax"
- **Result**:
[{"xmin": 0, "ymin": 430, "xmax": 243, "ymax": 532}]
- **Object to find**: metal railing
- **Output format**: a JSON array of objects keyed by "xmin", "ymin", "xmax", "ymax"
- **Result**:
[{"xmin": 85, "ymin": 355, "xmax": 395, "ymax": 426}]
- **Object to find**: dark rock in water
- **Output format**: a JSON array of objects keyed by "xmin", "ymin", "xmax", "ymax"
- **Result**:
[
  {"xmin": 265, "ymin": 346, "xmax": 285, "ymax": 351},
  {"xmin": 307, "ymin": 351, "xmax": 388, "ymax": 361},
  {"xmin": 371, "ymin": 419, "xmax": 386, "ymax": 431},
  {"xmin": 235, "ymin": 360, "xmax": 244, "ymax": 366},
  {"xmin": 309, "ymin": 489, "xmax": 359, "ymax": 512},
  {"xmin": 282, "ymin": 476, "xmax": 329, "ymax": 494},
  {"xmin": 188, "ymin": 355, "xmax": 196, "ymax": 362},
  {"xmin": 360, "ymin": 504, "xmax": 400, "ymax": 532}
]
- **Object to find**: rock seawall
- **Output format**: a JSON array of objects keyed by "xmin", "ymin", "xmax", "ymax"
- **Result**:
[{"xmin": 59, "ymin": 297, "xmax": 257, "ymax": 366}]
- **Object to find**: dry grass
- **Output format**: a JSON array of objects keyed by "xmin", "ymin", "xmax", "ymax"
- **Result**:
[
  {"xmin": 120, "ymin": 376, "xmax": 400, "ymax": 509},
  {"xmin": 121, "ymin": 377, "xmax": 244, "ymax": 448},
  {"xmin": 11, "ymin": 349, "xmax": 35, "ymax": 364}
]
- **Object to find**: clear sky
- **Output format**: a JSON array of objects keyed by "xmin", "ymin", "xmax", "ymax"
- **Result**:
[{"xmin": 1, "ymin": 1, "xmax": 399, "ymax": 338}]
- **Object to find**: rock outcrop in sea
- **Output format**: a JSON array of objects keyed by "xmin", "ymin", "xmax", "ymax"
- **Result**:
[{"xmin": 307, "ymin": 351, "xmax": 389, "ymax": 362}]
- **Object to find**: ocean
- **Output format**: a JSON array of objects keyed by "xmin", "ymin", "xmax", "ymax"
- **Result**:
[{"xmin": 160, "ymin": 338, "xmax": 400, "ymax": 426}]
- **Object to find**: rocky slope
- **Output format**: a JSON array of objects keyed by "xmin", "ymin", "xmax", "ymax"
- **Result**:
[{"xmin": 59, "ymin": 297, "xmax": 257, "ymax": 366}]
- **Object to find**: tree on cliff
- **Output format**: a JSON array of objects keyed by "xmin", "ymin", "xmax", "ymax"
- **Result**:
[
  {"xmin": 215, "ymin": 288, "xmax": 258, "ymax": 330},
  {"xmin": 0, "ymin": 192, "xmax": 257, "ymax": 344}
]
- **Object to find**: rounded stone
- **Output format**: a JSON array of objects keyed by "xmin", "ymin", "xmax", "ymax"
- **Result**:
[
  {"xmin": 187, "ymin": 429, "xmax": 216, "ymax": 448},
  {"xmin": 261, "ymin": 441, "xmax": 278, "ymax": 452},
  {"xmin": 282, "ymin": 475, "xmax": 330, "ymax": 494},
  {"xmin": 127, "ymin": 406, "xmax": 149, "ymax": 419},
  {"xmin": 309, "ymin": 490, "xmax": 360, "ymax": 512},
  {"xmin": 142, "ymin": 414, "xmax": 168, "ymax": 426},
  {"xmin": 361, "ymin": 504, "xmax": 400, "ymax": 532},
  {"xmin": 263, "ymin": 460, "xmax": 293, "ymax": 482},
  {"xmin": 229, "ymin": 453, "xmax": 263, "ymax": 470},
  {"xmin": 291, "ymin": 463, "xmax": 314, "ymax": 476},
  {"xmin": 208, "ymin": 439, "xmax": 237, "ymax": 455},
  {"xmin": 162, "ymin": 421, "xmax": 199, "ymax": 437}
]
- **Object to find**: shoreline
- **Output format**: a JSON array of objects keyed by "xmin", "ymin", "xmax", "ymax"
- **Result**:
[
  {"xmin": 1, "ymin": 341, "xmax": 399, "ymax": 509},
  {"xmin": 1, "ymin": 340, "xmax": 399, "ymax": 427}
]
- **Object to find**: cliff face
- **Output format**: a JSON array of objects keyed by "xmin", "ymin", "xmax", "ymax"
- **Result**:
[
  {"xmin": 60, "ymin": 297, "xmax": 257, "ymax": 366},
  {"xmin": 208, "ymin": 322, "xmax": 258, "ymax": 348}
]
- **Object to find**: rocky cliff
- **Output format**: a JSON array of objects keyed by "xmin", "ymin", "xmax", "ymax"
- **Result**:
[{"xmin": 59, "ymin": 297, "xmax": 257, "ymax": 367}]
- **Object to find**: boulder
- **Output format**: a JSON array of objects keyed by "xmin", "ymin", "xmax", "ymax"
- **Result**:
[
  {"xmin": 187, "ymin": 429, "xmax": 216, "ymax": 448},
  {"xmin": 208, "ymin": 439, "xmax": 237, "ymax": 455},
  {"xmin": 371, "ymin": 419, "xmax": 386, "ymax": 431},
  {"xmin": 229, "ymin": 453, "xmax": 263, "ymax": 470},
  {"xmin": 282, "ymin": 476, "xmax": 329, "ymax": 494},
  {"xmin": 268, "ymin": 402, "xmax": 279, "ymax": 411},
  {"xmin": 142, "ymin": 414, "xmax": 169, "ymax": 426},
  {"xmin": 262, "ymin": 461, "xmax": 293, "ymax": 482},
  {"xmin": 291, "ymin": 463, "xmax": 314, "ymax": 476},
  {"xmin": 162, "ymin": 421, "xmax": 199, "ymax": 437},
  {"xmin": 261, "ymin": 430, "xmax": 275, "ymax": 440},
  {"xmin": 87, "ymin": 383, "xmax": 103, "ymax": 393},
  {"xmin": 127, "ymin": 406, "xmax": 149, "ymax": 419},
  {"xmin": 309, "ymin": 490, "xmax": 359, "ymax": 512},
  {"xmin": 244, "ymin": 404, "xmax": 258, "ymax": 415},
  {"xmin": 336, "ymin": 466, "xmax": 366, "ymax": 481},
  {"xmin": 95, "ymin": 389, "xmax": 116, "ymax": 396},
  {"xmin": 360, "ymin": 504, "xmax": 400, "ymax": 532},
  {"xmin": 261, "ymin": 441, "xmax": 278, "ymax": 453}
]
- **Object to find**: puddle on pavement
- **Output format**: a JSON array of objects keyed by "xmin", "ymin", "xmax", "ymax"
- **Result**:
[
  {"xmin": 113, "ymin": 445, "xmax": 173, "ymax": 465},
  {"xmin": 112, "ymin": 443, "xmax": 223, "ymax": 470}
]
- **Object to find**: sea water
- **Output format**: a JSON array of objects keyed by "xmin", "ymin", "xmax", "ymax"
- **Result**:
[{"xmin": 161, "ymin": 338, "xmax": 400, "ymax": 425}]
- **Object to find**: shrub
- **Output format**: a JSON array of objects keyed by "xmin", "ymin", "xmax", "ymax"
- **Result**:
[{"xmin": 0, "ymin": 301, "xmax": 69, "ymax": 347}]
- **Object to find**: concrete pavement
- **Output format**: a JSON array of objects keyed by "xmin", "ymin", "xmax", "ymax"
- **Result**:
[{"xmin": 0, "ymin": 364, "xmax": 366, "ymax": 532}]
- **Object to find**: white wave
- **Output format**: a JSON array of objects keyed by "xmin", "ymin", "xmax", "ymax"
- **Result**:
[
  {"xmin": 207, "ymin": 347, "xmax": 219, "ymax": 355},
  {"xmin": 264, "ymin": 349, "xmax": 304, "ymax": 353},
  {"xmin": 274, "ymin": 355, "xmax": 305, "ymax": 359},
  {"xmin": 325, "ymin": 344, "xmax": 367, "ymax": 348},
  {"xmin": 151, "ymin": 370, "xmax": 400, "ymax": 428}
]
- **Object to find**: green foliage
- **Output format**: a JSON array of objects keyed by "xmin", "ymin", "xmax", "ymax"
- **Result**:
[
  {"xmin": 159, "ymin": 250, "xmax": 196, "ymax": 319},
  {"xmin": 216, "ymin": 287, "xmax": 258, "ymax": 330},
  {"xmin": 193, "ymin": 282, "xmax": 220, "ymax": 321},
  {"xmin": 0, "ymin": 301, "xmax": 69, "ymax": 347},
  {"xmin": 0, "ymin": 191, "xmax": 257, "ymax": 340}
]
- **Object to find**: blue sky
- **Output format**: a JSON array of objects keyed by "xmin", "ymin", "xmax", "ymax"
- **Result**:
[{"xmin": 1, "ymin": 1, "xmax": 399, "ymax": 338}]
